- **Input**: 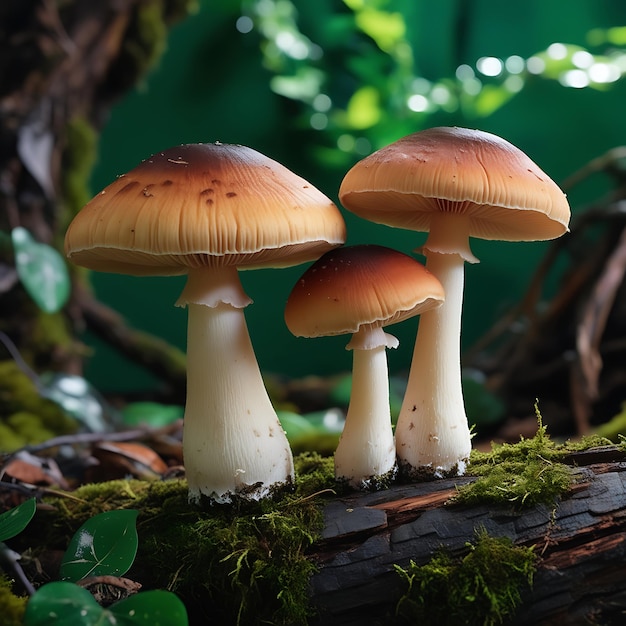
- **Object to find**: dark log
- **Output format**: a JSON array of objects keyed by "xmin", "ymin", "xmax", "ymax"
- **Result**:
[{"xmin": 308, "ymin": 446, "xmax": 626, "ymax": 625}]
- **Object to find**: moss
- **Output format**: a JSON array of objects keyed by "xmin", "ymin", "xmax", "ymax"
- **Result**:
[
  {"xmin": 455, "ymin": 402, "xmax": 608, "ymax": 508},
  {"xmin": 61, "ymin": 116, "xmax": 99, "ymax": 218},
  {"xmin": 0, "ymin": 361, "xmax": 77, "ymax": 452},
  {"xmin": 164, "ymin": 0, "xmax": 198, "ymax": 22},
  {"xmin": 19, "ymin": 453, "xmax": 336, "ymax": 626},
  {"xmin": 6, "ymin": 411, "xmax": 57, "ymax": 444},
  {"xmin": 26, "ymin": 309, "xmax": 78, "ymax": 376},
  {"xmin": 125, "ymin": 1, "xmax": 169, "ymax": 78},
  {"xmin": 394, "ymin": 529, "xmax": 536, "ymax": 626},
  {"xmin": 292, "ymin": 451, "xmax": 336, "ymax": 495},
  {"xmin": 107, "ymin": 0, "xmax": 197, "ymax": 93},
  {"xmin": 0, "ymin": 574, "xmax": 28, "ymax": 626}
]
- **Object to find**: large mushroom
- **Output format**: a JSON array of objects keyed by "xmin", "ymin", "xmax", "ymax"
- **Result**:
[
  {"xmin": 339, "ymin": 127, "xmax": 570, "ymax": 478},
  {"xmin": 65, "ymin": 142, "xmax": 346, "ymax": 503},
  {"xmin": 284, "ymin": 244, "xmax": 444, "ymax": 489}
]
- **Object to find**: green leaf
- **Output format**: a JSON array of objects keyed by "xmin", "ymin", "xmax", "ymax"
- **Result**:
[
  {"xmin": 11, "ymin": 227, "xmax": 70, "ymax": 313},
  {"xmin": 23, "ymin": 582, "xmax": 108, "ymax": 626},
  {"xmin": 471, "ymin": 83, "xmax": 515, "ymax": 117},
  {"xmin": 0, "ymin": 497, "xmax": 36, "ymax": 541},
  {"xmin": 355, "ymin": 8, "xmax": 406, "ymax": 53},
  {"xmin": 270, "ymin": 67, "xmax": 325, "ymax": 101},
  {"xmin": 23, "ymin": 583, "xmax": 189, "ymax": 626},
  {"xmin": 121, "ymin": 402, "xmax": 184, "ymax": 428},
  {"xmin": 277, "ymin": 410, "xmax": 317, "ymax": 442},
  {"xmin": 110, "ymin": 590, "xmax": 189, "ymax": 626},
  {"xmin": 345, "ymin": 85, "xmax": 382, "ymax": 129},
  {"xmin": 303, "ymin": 409, "xmax": 345, "ymax": 434},
  {"xmin": 39, "ymin": 372, "xmax": 111, "ymax": 433},
  {"xmin": 60, "ymin": 510, "xmax": 139, "ymax": 582}
]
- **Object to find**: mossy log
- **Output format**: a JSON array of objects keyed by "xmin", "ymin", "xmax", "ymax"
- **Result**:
[{"xmin": 308, "ymin": 445, "xmax": 626, "ymax": 625}]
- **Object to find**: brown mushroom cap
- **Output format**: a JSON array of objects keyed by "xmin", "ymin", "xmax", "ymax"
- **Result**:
[
  {"xmin": 284, "ymin": 244, "xmax": 444, "ymax": 337},
  {"xmin": 65, "ymin": 143, "xmax": 346, "ymax": 275},
  {"xmin": 338, "ymin": 126, "xmax": 570, "ymax": 241}
]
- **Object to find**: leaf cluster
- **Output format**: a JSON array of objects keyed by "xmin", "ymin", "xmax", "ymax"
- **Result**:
[{"xmin": 0, "ymin": 497, "xmax": 188, "ymax": 625}]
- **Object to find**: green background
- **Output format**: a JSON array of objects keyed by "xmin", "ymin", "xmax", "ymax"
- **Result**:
[{"xmin": 85, "ymin": 0, "xmax": 626, "ymax": 392}]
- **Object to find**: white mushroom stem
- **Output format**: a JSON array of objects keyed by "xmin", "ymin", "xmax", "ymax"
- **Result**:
[
  {"xmin": 335, "ymin": 326, "xmax": 398, "ymax": 488},
  {"xmin": 176, "ymin": 265, "xmax": 294, "ymax": 504},
  {"xmin": 396, "ymin": 213, "xmax": 475, "ymax": 477}
]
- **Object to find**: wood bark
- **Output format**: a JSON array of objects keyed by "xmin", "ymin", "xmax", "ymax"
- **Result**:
[{"xmin": 308, "ymin": 446, "xmax": 626, "ymax": 625}]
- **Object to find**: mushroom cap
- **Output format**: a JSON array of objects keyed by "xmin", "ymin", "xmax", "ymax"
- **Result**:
[
  {"xmin": 65, "ymin": 143, "xmax": 346, "ymax": 275},
  {"xmin": 339, "ymin": 126, "xmax": 570, "ymax": 241},
  {"xmin": 284, "ymin": 244, "xmax": 444, "ymax": 337}
]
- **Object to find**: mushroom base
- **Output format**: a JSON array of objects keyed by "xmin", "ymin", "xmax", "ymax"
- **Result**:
[
  {"xmin": 397, "ymin": 457, "xmax": 469, "ymax": 482},
  {"xmin": 189, "ymin": 475, "xmax": 295, "ymax": 507},
  {"xmin": 335, "ymin": 464, "xmax": 398, "ymax": 492}
]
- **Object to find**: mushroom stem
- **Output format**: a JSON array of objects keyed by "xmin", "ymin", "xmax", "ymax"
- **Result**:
[
  {"xmin": 179, "ymin": 268, "xmax": 294, "ymax": 504},
  {"xmin": 395, "ymin": 250, "xmax": 472, "ymax": 477},
  {"xmin": 335, "ymin": 326, "xmax": 397, "ymax": 488}
]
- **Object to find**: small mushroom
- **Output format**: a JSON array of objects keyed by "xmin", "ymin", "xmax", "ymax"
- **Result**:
[
  {"xmin": 65, "ymin": 142, "xmax": 346, "ymax": 504},
  {"xmin": 339, "ymin": 127, "xmax": 570, "ymax": 478},
  {"xmin": 284, "ymin": 244, "xmax": 444, "ymax": 489}
]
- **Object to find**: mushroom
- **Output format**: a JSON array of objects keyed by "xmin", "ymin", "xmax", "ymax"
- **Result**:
[
  {"xmin": 65, "ymin": 142, "xmax": 346, "ymax": 504},
  {"xmin": 338, "ymin": 127, "xmax": 570, "ymax": 478},
  {"xmin": 284, "ymin": 244, "xmax": 444, "ymax": 489}
]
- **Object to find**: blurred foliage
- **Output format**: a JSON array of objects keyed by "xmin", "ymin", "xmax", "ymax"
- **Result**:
[
  {"xmin": 10, "ymin": 228, "xmax": 70, "ymax": 315},
  {"xmin": 0, "ymin": 361, "xmax": 77, "ymax": 452},
  {"xmin": 239, "ymin": 0, "xmax": 626, "ymax": 163},
  {"xmin": 596, "ymin": 401, "xmax": 626, "ymax": 442},
  {"xmin": 89, "ymin": 0, "xmax": 626, "ymax": 389}
]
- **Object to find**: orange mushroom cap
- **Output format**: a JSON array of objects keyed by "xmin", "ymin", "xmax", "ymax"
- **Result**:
[
  {"xmin": 285, "ymin": 244, "xmax": 444, "ymax": 338},
  {"xmin": 339, "ymin": 126, "xmax": 570, "ymax": 242},
  {"xmin": 65, "ymin": 142, "xmax": 346, "ymax": 275}
]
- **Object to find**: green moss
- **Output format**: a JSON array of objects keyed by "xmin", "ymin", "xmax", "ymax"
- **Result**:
[
  {"xmin": 108, "ymin": 0, "xmax": 198, "ymax": 93},
  {"xmin": 455, "ymin": 402, "xmax": 609, "ymax": 508},
  {"xmin": 21, "ymin": 454, "xmax": 336, "ymax": 626},
  {"xmin": 62, "ymin": 117, "xmax": 99, "ymax": 217},
  {"xmin": 164, "ymin": 0, "xmax": 198, "ymax": 22},
  {"xmin": 7, "ymin": 411, "xmax": 56, "ymax": 443},
  {"xmin": 394, "ymin": 529, "xmax": 536, "ymax": 626},
  {"xmin": 0, "ymin": 361, "xmax": 77, "ymax": 452},
  {"xmin": 30, "ymin": 311, "xmax": 75, "ymax": 363},
  {"xmin": 126, "ymin": 1, "xmax": 169, "ymax": 77},
  {"xmin": 0, "ymin": 574, "xmax": 28, "ymax": 626},
  {"xmin": 292, "ymin": 451, "xmax": 336, "ymax": 495}
]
